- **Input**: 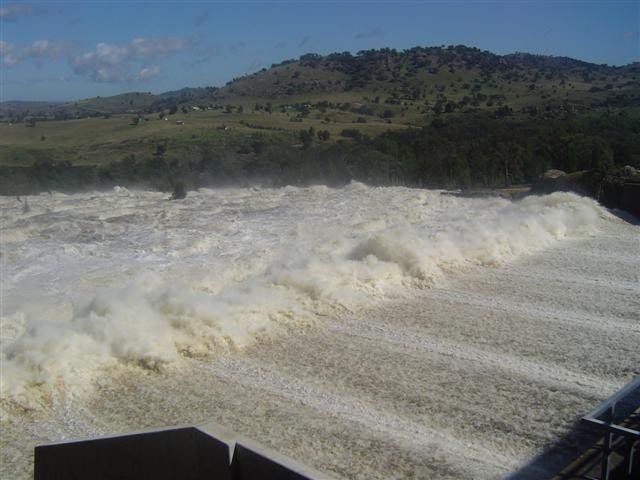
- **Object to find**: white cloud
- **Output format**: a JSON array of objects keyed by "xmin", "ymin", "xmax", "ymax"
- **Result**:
[
  {"xmin": 128, "ymin": 37, "xmax": 190, "ymax": 59},
  {"xmin": 72, "ymin": 43, "xmax": 128, "ymax": 72},
  {"xmin": 1, "ymin": 40, "xmax": 69, "ymax": 67},
  {"xmin": 0, "ymin": 3, "xmax": 34, "ymax": 21},
  {"xmin": 71, "ymin": 43, "xmax": 128, "ymax": 82},
  {"xmin": 71, "ymin": 37, "xmax": 190, "ymax": 83},
  {"xmin": 133, "ymin": 65, "xmax": 161, "ymax": 81},
  {"xmin": 0, "ymin": 41, "xmax": 14, "ymax": 55},
  {"xmin": 24, "ymin": 40, "xmax": 69, "ymax": 58},
  {"xmin": 0, "ymin": 41, "xmax": 17, "ymax": 66}
]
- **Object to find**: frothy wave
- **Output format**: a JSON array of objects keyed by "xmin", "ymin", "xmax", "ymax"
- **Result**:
[{"xmin": 0, "ymin": 187, "xmax": 610, "ymax": 408}]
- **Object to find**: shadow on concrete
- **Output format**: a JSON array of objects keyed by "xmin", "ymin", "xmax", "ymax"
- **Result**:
[{"xmin": 506, "ymin": 420, "xmax": 603, "ymax": 480}]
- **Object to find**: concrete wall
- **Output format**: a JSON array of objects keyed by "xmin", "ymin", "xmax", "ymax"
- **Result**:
[
  {"xmin": 34, "ymin": 422, "xmax": 334, "ymax": 480},
  {"xmin": 34, "ymin": 427, "xmax": 233, "ymax": 480}
]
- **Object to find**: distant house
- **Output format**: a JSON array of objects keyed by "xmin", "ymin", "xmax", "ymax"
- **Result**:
[
  {"xmin": 176, "ymin": 120, "xmax": 184, "ymax": 125},
  {"xmin": 191, "ymin": 106, "xmax": 200, "ymax": 111}
]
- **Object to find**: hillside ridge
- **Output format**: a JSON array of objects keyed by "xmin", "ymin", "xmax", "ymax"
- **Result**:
[{"xmin": 2, "ymin": 45, "xmax": 638, "ymax": 120}]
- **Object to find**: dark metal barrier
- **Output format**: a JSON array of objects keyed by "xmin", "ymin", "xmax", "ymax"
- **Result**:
[
  {"xmin": 34, "ymin": 422, "xmax": 333, "ymax": 480},
  {"xmin": 580, "ymin": 377, "xmax": 640, "ymax": 480}
]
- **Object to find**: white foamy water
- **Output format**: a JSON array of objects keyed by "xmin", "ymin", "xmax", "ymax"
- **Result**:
[{"xmin": 1, "ymin": 185, "xmax": 638, "ymax": 479}]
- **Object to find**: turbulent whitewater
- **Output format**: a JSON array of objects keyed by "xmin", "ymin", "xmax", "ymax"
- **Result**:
[{"xmin": 1, "ymin": 184, "xmax": 638, "ymax": 479}]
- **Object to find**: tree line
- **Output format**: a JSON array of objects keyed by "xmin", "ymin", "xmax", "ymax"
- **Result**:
[{"xmin": 1, "ymin": 110, "xmax": 638, "ymax": 195}]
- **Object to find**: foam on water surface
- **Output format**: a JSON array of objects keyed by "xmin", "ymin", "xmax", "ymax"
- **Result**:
[{"xmin": 0, "ymin": 185, "xmax": 638, "ymax": 479}]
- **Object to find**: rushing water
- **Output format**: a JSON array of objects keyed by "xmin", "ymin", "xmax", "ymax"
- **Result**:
[{"xmin": 1, "ymin": 184, "xmax": 638, "ymax": 479}]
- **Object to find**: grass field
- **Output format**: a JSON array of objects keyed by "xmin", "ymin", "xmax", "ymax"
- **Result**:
[
  {"xmin": 0, "ymin": 104, "xmax": 414, "ymax": 166},
  {"xmin": 2, "ymin": 83, "xmax": 635, "ymax": 168}
]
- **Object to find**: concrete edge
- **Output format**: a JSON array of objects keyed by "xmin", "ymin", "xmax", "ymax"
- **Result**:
[
  {"xmin": 35, "ymin": 423, "xmax": 199, "ymax": 447},
  {"xmin": 232, "ymin": 433, "xmax": 337, "ymax": 480},
  {"xmin": 196, "ymin": 420, "xmax": 238, "ymax": 464},
  {"xmin": 198, "ymin": 419, "xmax": 336, "ymax": 479}
]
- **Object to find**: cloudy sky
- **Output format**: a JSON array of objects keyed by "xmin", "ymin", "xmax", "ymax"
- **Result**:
[{"xmin": 1, "ymin": 0, "xmax": 638, "ymax": 101}]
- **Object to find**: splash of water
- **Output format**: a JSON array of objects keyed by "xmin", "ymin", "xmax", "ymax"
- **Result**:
[{"xmin": 0, "ymin": 186, "xmax": 609, "ymax": 409}]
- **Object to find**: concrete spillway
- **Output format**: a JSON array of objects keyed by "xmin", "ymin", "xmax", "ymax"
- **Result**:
[{"xmin": 1, "ymin": 187, "xmax": 638, "ymax": 479}]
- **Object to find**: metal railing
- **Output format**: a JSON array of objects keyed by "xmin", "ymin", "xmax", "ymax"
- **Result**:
[{"xmin": 580, "ymin": 377, "xmax": 640, "ymax": 480}]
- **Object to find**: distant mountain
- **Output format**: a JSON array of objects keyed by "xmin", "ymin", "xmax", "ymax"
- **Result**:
[
  {"xmin": 0, "ymin": 101, "xmax": 66, "ymax": 119},
  {"xmin": 0, "ymin": 89, "xmax": 215, "ymax": 119},
  {"xmin": 2, "ymin": 45, "xmax": 638, "ymax": 121}
]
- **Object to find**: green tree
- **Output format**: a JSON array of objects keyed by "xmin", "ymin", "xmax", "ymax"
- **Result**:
[
  {"xmin": 154, "ymin": 144, "xmax": 166, "ymax": 158},
  {"xmin": 317, "ymin": 130, "xmax": 331, "ymax": 141},
  {"xmin": 300, "ymin": 129, "xmax": 313, "ymax": 150}
]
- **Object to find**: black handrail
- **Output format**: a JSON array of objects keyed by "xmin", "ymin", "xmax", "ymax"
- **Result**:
[{"xmin": 580, "ymin": 377, "xmax": 640, "ymax": 480}]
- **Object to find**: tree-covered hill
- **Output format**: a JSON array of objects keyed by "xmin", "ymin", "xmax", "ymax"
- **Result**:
[
  {"xmin": 225, "ymin": 46, "xmax": 639, "ymax": 103},
  {"xmin": 2, "ymin": 45, "xmax": 638, "ymax": 122}
]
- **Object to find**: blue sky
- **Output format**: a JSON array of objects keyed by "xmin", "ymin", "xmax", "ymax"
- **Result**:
[{"xmin": 1, "ymin": 0, "xmax": 638, "ymax": 101}]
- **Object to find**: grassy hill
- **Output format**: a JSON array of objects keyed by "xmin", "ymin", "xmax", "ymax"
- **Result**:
[{"xmin": 1, "ymin": 45, "xmax": 639, "ymax": 195}]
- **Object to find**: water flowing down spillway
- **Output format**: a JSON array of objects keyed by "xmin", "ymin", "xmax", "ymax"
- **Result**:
[{"xmin": 1, "ymin": 184, "xmax": 638, "ymax": 479}]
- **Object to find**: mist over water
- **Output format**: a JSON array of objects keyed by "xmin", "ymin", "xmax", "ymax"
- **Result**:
[{"xmin": 1, "ymin": 184, "xmax": 638, "ymax": 479}]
